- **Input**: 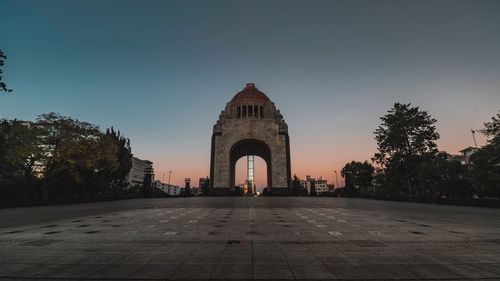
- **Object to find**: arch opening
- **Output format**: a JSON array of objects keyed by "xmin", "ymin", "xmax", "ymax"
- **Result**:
[
  {"xmin": 234, "ymin": 155, "xmax": 268, "ymax": 195},
  {"xmin": 229, "ymin": 139, "xmax": 272, "ymax": 191}
]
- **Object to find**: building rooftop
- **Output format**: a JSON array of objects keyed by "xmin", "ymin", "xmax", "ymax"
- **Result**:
[{"xmin": 459, "ymin": 146, "xmax": 479, "ymax": 153}]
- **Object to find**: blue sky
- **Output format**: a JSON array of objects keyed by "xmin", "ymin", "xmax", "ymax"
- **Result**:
[{"xmin": 1, "ymin": 0, "xmax": 499, "ymax": 188}]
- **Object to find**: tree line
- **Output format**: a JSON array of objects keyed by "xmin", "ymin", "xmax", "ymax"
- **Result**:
[
  {"xmin": 0, "ymin": 113, "xmax": 135, "ymax": 203},
  {"xmin": 341, "ymin": 103, "xmax": 500, "ymax": 201}
]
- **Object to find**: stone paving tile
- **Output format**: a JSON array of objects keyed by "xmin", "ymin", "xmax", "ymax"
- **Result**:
[
  {"xmin": 317, "ymin": 254, "xmax": 358, "ymax": 265},
  {"xmin": 211, "ymin": 265, "xmax": 253, "ymax": 279},
  {"xmin": 254, "ymin": 254, "xmax": 288, "ymax": 265},
  {"xmin": 442, "ymin": 263, "xmax": 500, "ymax": 279},
  {"xmin": 56, "ymin": 253, "xmax": 124, "ymax": 265},
  {"xmin": 149, "ymin": 254, "xmax": 189, "ymax": 265},
  {"xmin": 171, "ymin": 265, "xmax": 214, "ymax": 279},
  {"xmin": 290, "ymin": 265, "xmax": 337, "ymax": 279},
  {"xmin": 128, "ymin": 264, "xmax": 178, "ymax": 279},
  {"xmin": 0, "ymin": 263, "xmax": 36, "ymax": 277},
  {"xmin": 253, "ymin": 265, "xmax": 295, "ymax": 279},
  {"xmin": 218, "ymin": 254, "xmax": 252, "ymax": 265},
  {"xmin": 285, "ymin": 254, "xmax": 323, "ymax": 265},
  {"xmin": 184, "ymin": 254, "xmax": 221, "ymax": 265},
  {"xmin": 87, "ymin": 264, "xmax": 142, "ymax": 279},
  {"xmin": 328, "ymin": 265, "xmax": 381, "ymax": 279},
  {"xmin": 470, "ymin": 263, "xmax": 500, "ymax": 275},
  {"xmin": 364, "ymin": 264, "xmax": 420, "ymax": 279},
  {"xmin": 112, "ymin": 253, "xmax": 160, "ymax": 265},
  {"xmin": 197, "ymin": 244, "xmax": 226, "ymax": 254},
  {"xmin": 280, "ymin": 244, "xmax": 312, "ymax": 254},
  {"xmin": 43, "ymin": 264, "xmax": 103, "ymax": 279},
  {"xmin": 9, "ymin": 264, "xmax": 63, "ymax": 278},
  {"xmin": 401, "ymin": 264, "xmax": 464, "ymax": 279}
]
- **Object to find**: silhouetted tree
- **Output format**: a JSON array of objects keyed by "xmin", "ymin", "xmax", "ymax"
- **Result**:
[
  {"xmin": 262, "ymin": 187, "xmax": 270, "ymax": 196},
  {"xmin": 0, "ymin": 119, "xmax": 44, "ymax": 199},
  {"xmin": 341, "ymin": 161, "xmax": 375, "ymax": 196},
  {"xmin": 291, "ymin": 174, "xmax": 302, "ymax": 196},
  {"xmin": 0, "ymin": 50, "xmax": 12, "ymax": 93},
  {"xmin": 37, "ymin": 113, "xmax": 118, "ymax": 199},
  {"xmin": 106, "ymin": 127, "xmax": 133, "ymax": 195},
  {"xmin": 416, "ymin": 156, "xmax": 472, "ymax": 198},
  {"xmin": 481, "ymin": 111, "xmax": 500, "ymax": 139},
  {"xmin": 0, "ymin": 113, "xmax": 137, "ymax": 203},
  {"xmin": 470, "ymin": 111, "xmax": 500, "ymax": 198},
  {"xmin": 373, "ymin": 103, "xmax": 439, "ymax": 197}
]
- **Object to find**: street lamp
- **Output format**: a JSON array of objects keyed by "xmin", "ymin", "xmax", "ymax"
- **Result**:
[{"xmin": 471, "ymin": 129, "xmax": 478, "ymax": 148}]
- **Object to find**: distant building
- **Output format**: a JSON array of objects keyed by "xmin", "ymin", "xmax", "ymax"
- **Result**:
[
  {"xmin": 441, "ymin": 146, "xmax": 479, "ymax": 165},
  {"xmin": 127, "ymin": 157, "xmax": 154, "ymax": 187},
  {"xmin": 189, "ymin": 187, "xmax": 201, "ymax": 196},
  {"xmin": 154, "ymin": 180, "xmax": 181, "ymax": 196},
  {"xmin": 199, "ymin": 177, "xmax": 210, "ymax": 194},
  {"xmin": 315, "ymin": 178, "xmax": 329, "ymax": 194},
  {"xmin": 459, "ymin": 147, "xmax": 479, "ymax": 164},
  {"xmin": 184, "ymin": 178, "xmax": 191, "ymax": 196},
  {"xmin": 299, "ymin": 175, "xmax": 330, "ymax": 195},
  {"xmin": 300, "ymin": 175, "xmax": 314, "ymax": 195},
  {"xmin": 167, "ymin": 185, "xmax": 181, "ymax": 196},
  {"xmin": 441, "ymin": 151, "xmax": 466, "ymax": 165}
]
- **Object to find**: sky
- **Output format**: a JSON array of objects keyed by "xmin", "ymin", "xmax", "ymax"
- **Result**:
[{"xmin": 1, "ymin": 0, "xmax": 499, "ymax": 190}]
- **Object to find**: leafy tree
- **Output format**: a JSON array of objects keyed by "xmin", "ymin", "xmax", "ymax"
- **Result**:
[
  {"xmin": 470, "ymin": 111, "xmax": 500, "ymax": 198},
  {"xmin": 470, "ymin": 143, "xmax": 500, "ymax": 197},
  {"xmin": 37, "ymin": 113, "xmax": 118, "ymax": 199},
  {"xmin": 106, "ymin": 127, "xmax": 132, "ymax": 194},
  {"xmin": 0, "ymin": 120, "xmax": 44, "ymax": 199},
  {"xmin": 481, "ymin": 111, "xmax": 500, "ymax": 139},
  {"xmin": 373, "ymin": 103, "xmax": 439, "ymax": 196},
  {"xmin": 292, "ymin": 175, "xmax": 307, "ymax": 196},
  {"xmin": 341, "ymin": 161, "xmax": 375, "ymax": 196},
  {"xmin": 0, "ymin": 50, "xmax": 12, "ymax": 93},
  {"xmin": 0, "ymin": 113, "xmax": 136, "ymax": 203},
  {"xmin": 415, "ymin": 157, "xmax": 472, "ymax": 198}
]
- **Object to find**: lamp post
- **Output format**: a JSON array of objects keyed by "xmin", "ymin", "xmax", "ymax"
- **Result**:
[
  {"xmin": 334, "ymin": 170, "xmax": 339, "ymax": 189},
  {"xmin": 471, "ymin": 129, "xmax": 478, "ymax": 148}
]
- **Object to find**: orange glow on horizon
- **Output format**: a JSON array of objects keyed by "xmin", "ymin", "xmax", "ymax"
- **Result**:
[{"xmin": 151, "ymin": 131, "xmax": 488, "ymax": 190}]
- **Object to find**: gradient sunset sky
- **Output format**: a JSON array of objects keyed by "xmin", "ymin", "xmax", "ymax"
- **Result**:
[{"xmin": 1, "ymin": 0, "xmax": 499, "ymax": 190}]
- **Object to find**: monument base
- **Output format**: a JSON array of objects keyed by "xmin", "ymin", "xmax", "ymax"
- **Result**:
[
  {"xmin": 210, "ymin": 188, "xmax": 231, "ymax": 196},
  {"xmin": 269, "ymin": 187, "xmax": 291, "ymax": 196},
  {"xmin": 210, "ymin": 187, "xmax": 291, "ymax": 196}
]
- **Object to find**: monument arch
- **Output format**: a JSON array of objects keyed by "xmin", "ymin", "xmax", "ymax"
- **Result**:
[{"xmin": 210, "ymin": 83, "xmax": 291, "ymax": 195}]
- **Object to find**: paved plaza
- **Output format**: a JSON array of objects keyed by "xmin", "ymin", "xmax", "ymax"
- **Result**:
[{"xmin": 1, "ymin": 197, "xmax": 500, "ymax": 280}]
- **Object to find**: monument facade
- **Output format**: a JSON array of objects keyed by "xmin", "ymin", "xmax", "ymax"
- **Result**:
[{"xmin": 210, "ymin": 83, "xmax": 291, "ymax": 195}]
